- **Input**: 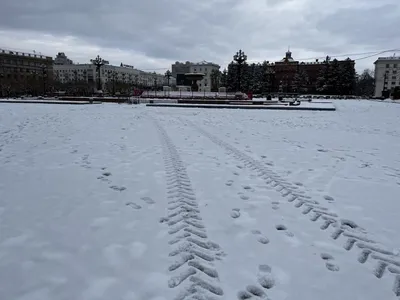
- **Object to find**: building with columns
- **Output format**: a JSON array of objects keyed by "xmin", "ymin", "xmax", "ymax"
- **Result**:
[
  {"xmin": 374, "ymin": 56, "xmax": 400, "ymax": 98},
  {"xmin": 53, "ymin": 53, "xmax": 175, "ymax": 92}
]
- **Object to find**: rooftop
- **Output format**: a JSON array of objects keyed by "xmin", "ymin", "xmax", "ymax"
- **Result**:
[
  {"xmin": 0, "ymin": 49, "xmax": 52, "ymax": 60},
  {"xmin": 374, "ymin": 56, "xmax": 400, "ymax": 63}
]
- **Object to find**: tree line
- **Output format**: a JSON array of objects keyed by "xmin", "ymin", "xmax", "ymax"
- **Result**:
[{"xmin": 209, "ymin": 51, "xmax": 375, "ymax": 96}]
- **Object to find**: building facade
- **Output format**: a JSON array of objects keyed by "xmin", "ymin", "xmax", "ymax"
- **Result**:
[
  {"xmin": 54, "ymin": 52, "xmax": 73, "ymax": 65},
  {"xmin": 0, "ymin": 49, "xmax": 53, "ymax": 96},
  {"xmin": 53, "ymin": 53, "xmax": 175, "ymax": 93},
  {"xmin": 271, "ymin": 50, "xmax": 355, "ymax": 93},
  {"xmin": 172, "ymin": 60, "xmax": 220, "ymax": 92},
  {"xmin": 374, "ymin": 56, "xmax": 400, "ymax": 98}
]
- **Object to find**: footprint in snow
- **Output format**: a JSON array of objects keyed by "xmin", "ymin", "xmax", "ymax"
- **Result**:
[
  {"xmin": 271, "ymin": 201, "xmax": 280, "ymax": 210},
  {"xmin": 225, "ymin": 180, "xmax": 234, "ymax": 187},
  {"xmin": 251, "ymin": 230, "xmax": 269, "ymax": 244},
  {"xmin": 324, "ymin": 195, "xmax": 335, "ymax": 202},
  {"xmin": 276, "ymin": 224, "xmax": 294, "ymax": 237},
  {"xmin": 126, "ymin": 202, "xmax": 141, "ymax": 210},
  {"xmin": 321, "ymin": 253, "xmax": 340, "ymax": 271},
  {"xmin": 141, "ymin": 197, "xmax": 155, "ymax": 204},
  {"xmin": 258, "ymin": 264, "xmax": 275, "ymax": 289},
  {"xmin": 110, "ymin": 185, "xmax": 126, "ymax": 192},
  {"xmin": 239, "ymin": 194, "xmax": 250, "ymax": 201},
  {"xmin": 230, "ymin": 208, "xmax": 241, "ymax": 219}
]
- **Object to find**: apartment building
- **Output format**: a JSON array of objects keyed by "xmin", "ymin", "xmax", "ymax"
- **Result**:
[
  {"xmin": 53, "ymin": 53, "xmax": 175, "ymax": 91},
  {"xmin": 374, "ymin": 56, "xmax": 400, "ymax": 98},
  {"xmin": 0, "ymin": 49, "xmax": 53, "ymax": 95}
]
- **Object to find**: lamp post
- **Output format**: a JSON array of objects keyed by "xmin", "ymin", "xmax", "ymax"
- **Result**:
[
  {"xmin": 153, "ymin": 72, "xmax": 158, "ymax": 97},
  {"xmin": 233, "ymin": 49, "xmax": 247, "ymax": 92},
  {"xmin": 164, "ymin": 70, "xmax": 172, "ymax": 87},
  {"xmin": 39, "ymin": 64, "xmax": 48, "ymax": 96},
  {"xmin": 90, "ymin": 55, "xmax": 109, "ymax": 92}
]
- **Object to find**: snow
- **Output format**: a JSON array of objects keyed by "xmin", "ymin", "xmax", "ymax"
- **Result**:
[{"xmin": 0, "ymin": 100, "xmax": 400, "ymax": 300}]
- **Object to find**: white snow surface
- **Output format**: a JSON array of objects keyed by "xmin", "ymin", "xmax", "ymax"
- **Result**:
[{"xmin": 0, "ymin": 100, "xmax": 400, "ymax": 300}]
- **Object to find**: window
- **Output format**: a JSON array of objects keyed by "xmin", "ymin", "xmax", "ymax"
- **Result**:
[
  {"xmin": 393, "ymin": 70, "xmax": 397, "ymax": 74},
  {"xmin": 392, "ymin": 82, "xmax": 396, "ymax": 85},
  {"xmin": 386, "ymin": 64, "xmax": 390, "ymax": 68},
  {"xmin": 392, "ymin": 76, "xmax": 397, "ymax": 80},
  {"xmin": 200, "ymin": 68, "xmax": 202, "ymax": 71},
  {"xmin": 394, "ymin": 64, "xmax": 398, "ymax": 68}
]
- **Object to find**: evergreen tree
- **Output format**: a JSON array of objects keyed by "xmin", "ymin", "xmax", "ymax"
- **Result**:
[
  {"xmin": 210, "ymin": 69, "xmax": 221, "ymax": 92},
  {"xmin": 316, "ymin": 67, "xmax": 327, "ymax": 93},
  {"xmin": 338, "ymin": 58, "xmax": 356, "ymax": 95},
  {"xmin": 220, "ymin": 69, "xmax": 228, "ymax": 88},
  {"xmin": 292, "ymin": 69, "xmax": 309, "ymax": 93},
  {"xmin": 226, "ymin": 62, "xmax": 238, "ymax": 92},
  {"xmin": 355, "ymin": 69, "xmax": 374, "ymax": 96}
]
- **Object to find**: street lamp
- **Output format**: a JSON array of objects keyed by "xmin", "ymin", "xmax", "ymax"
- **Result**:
[
  {"xmin": 153, "ymin": 72, "xmax": 158, "ymax": 96},
  {"xmin": 90, "ymin": 55, "xmax": 109, "ymax": 91},
  {"xmin": 164, "ymin": 70, "xmax": 172, "ymax": 87},
  {"xmin": 38, "ymin": 64, "xmax": 48, "ymax": 96},
  {"xmin": 233, "ymin": 49, "xmax": 247, "ymax": 92}
]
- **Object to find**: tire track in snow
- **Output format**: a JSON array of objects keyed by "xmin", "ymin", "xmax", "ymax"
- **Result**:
[
  {"xmin": 182, "ymin": 118, "xmax": 400, "ymax": 298},
  {"xmin": 152, "ymin": 118, "xmax": 225, "ymax": 300}
]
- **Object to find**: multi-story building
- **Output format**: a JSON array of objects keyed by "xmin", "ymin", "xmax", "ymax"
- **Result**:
[
  {"xmin": 172, "ymin": 60, "xmax": 220, "ymax": 92},
  {"xmin": 0, "ymin": 49, "xmax": 53, "ymax": 96},
  {"xmin": 53, "ymin": 53, "xmax": 175, "ymax": 92},
  {"xmin": 374, "ymin": 56, "xmax": 400, "ymax": 98},
  {"xmin": 269, "ymin": 50, "xmax": 355, "ymax": 93},
  {"xmin": 54, "ymin": 52, "xmax": 73, "ymax": 65}
]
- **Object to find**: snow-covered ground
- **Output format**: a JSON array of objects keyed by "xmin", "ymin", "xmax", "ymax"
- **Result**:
[{"xmin": 0, "ymin": 100, "xmax": 399, "ymax": 300}]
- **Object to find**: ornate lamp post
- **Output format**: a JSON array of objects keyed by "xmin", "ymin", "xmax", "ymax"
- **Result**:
[
  {"xmin": 164, "ymin": 70, "xmax": 172, "ymax": 87},
  {"xmin": 39, "ymin": 64, "xmax": 48, "ymax": 96},
  {"xmin": 90, "ymin": 55, "xmax": 109, "ymax": 91},
  {"xmin": 233, "ymin": 49, "xmax": 247, "ymax": 92}
]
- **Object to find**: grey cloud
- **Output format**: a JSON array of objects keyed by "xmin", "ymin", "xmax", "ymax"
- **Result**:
[
  {"xmin": 316, "ymin": 4, "xmax": 400, "ymax": 47},
  {"xmin": 0, "ymin": 0, "xmax": 240, "ymax": 61}
]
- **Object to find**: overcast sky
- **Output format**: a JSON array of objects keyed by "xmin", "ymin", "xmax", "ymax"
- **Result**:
[{"xmin": 0, "ymin": 0, "xmax": 399, "ymax": 73}]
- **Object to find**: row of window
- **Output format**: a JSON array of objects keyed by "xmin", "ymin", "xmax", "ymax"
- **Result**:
[
  {"xmin": 386, "ymin": 64, "xmax": 398, "ymax": 68},
  {"xmin": 0, "ymin": 59, "xmax": 48, "ymax": 66}
]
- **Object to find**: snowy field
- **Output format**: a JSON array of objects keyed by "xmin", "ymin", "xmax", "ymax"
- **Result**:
[{"xmin": 0, "ymin": 100, "xmax": 399, "ymax": 300}]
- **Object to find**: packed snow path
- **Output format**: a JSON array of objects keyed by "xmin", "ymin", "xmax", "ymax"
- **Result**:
[{"xmin": 0, "ymin": 101, "xmax": 399, "ymax": 300}]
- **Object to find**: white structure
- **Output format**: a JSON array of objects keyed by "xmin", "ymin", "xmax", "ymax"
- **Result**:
[
  {"xmin": 374, "ymin": 56, "xmax": 400, "ymax": 98},
  {"xmin": 53, "ymin": 54, "xmax": 175, "ymax": 91},
  {"xmin": 172, "ymin": 60, "xmax": 220, "ymax": 92},
  {"xmin": 189, "ymin": 61, "xmax": 220, "ymax": 92}
]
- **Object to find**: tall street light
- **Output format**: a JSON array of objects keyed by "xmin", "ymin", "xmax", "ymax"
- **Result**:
[
  {"xmin": 233, "ymin": 49, "xmax": 247, "ymax": 92},
  {"xmin": 39, "ymin": 64, "xmax": 48, "ymax": 96},
  {"xmin": 90, "ymin": 55, "xmax": 109, "ymax": 91},
  {"xmin": 164, "ymin": 70, "xmax": 172, "ymax": 87}
]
